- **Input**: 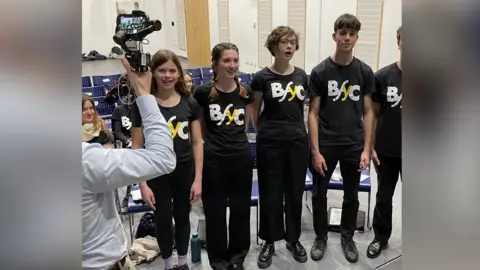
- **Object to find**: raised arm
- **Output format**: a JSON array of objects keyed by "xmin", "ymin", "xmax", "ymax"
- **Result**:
[
  {"xmin": 82, "ymin": 95, "xmax": 176, "ymax": 193},
  {"xmin": 82, "ymin": 59, "xmax": 176, "ymax": 193}
]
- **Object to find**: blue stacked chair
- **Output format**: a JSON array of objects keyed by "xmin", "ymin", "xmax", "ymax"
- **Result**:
[
  {"xmin": 92, "ymin": 74, "xmax": 122, "ymax": 91},
  {"xmin": 82, "ymin": 76, "xmax": 92, "ymax": 87},
  {"xmin": 201, "ymin": 77, "xmax": 212, "ymax": 85},
  {"xmin": 82, "ymin": 86, "xmax": 106, "ymax": 97},
  {"xmin": 238, "ymin": 73, "xmax": 252, "ymax": 85},
  {"xmin": 185, "ymin": 68, "xmax": 202, "ymax": 79},
  {"xmin": 201, "ymin": 67, "xmax": 213, "ymax": 78},
  {"xmin": 192, "ymin": 77, "xmax": 202, "ymax": 87},
  {"xmin": 92, "ymin": 97, "xmax": 115, "ymax": 118}
]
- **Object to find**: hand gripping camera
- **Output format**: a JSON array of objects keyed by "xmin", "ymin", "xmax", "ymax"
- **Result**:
[{"xmin": 113, "ymin": 10, "xmax": 162, "ymax": 72}]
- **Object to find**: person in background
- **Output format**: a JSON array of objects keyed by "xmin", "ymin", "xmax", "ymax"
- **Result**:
[
  {"xmin": 251, "ymin": 26, "xmax": 309, "ymax": 268},
  {"xmin": 307, "ymin": 13, "xmax": 375, "ymax": 263},
  {"xmin": 132, "ymin": 50, "xmax": 203, "ymax": 270},
  {"xmin": 193, "ymin": 42, "xmax": 253, "ymax": 270},
  {"xmin": 82, "ymin": 58, "xmax": 176, "ymax": 270},
  {"xmin": 82, "ymin": 94, "xmax": 114, "ymax": 148},
  {"xmin": 367, "ymin": 26, "xmax": 402, "ymax": 259},
  {"xmin": 184, "ymin": 71, "xmax": 195, "ymax": 95}
]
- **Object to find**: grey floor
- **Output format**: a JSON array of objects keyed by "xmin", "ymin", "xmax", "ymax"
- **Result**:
[{"xmin": 83, "ymin": 59, "xmax": 402, "ymax": 270}]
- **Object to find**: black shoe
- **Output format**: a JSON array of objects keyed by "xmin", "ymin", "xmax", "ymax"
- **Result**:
[
  {"xmin": 310, "ymin": 238, "xmax": 327, "ymax": 261},
  {"xmin": 177, "ymin": 265, "xmax": 189, "ymax": 270},
  {"xmin": 230, "ymin": 263, "xmax": 244, "ymax": 270},
  {"xmin": 367, "ymin": 239, "xmax": 388, "ymax": 258},
  {"xmin": 257, "ymin": 242, "xmax": 275, "ymax": 269},
  {"xmin": 341, "ymin": 238, "xmax": 359, "ymax": 263},
  {"xmin": 286, "ymin": 241, "xmax": 308, "ymax": 263}
]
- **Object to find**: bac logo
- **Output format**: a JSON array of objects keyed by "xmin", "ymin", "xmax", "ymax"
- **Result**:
[
  {"xmin": 270, "ymin": 82, "xmax": 306, "ymax": 102},
  {"xmin": 209, "ymin": 104, "xmax": 244, "ymax": 126},
  {"xmin": 167, "ymin": 116, "xmax": 189, "ymax": 140},
  {"xmin": 121, "ymin": 116, "xmax": 132, "ymax": 130},
  {"xmin": 328, "ymin": 80, "xmax": 361, "ymax": 102},
  {"xmin": 387, "ymin": 86, "xmax": 402, "ymax": 108}
]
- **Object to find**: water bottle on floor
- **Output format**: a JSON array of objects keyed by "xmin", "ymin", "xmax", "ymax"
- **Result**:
[{"xmin": 191, "ymin": 232, "xmax": 201, "ymax": 263}]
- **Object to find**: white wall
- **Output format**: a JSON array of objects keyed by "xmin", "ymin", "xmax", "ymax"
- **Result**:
[
  {"xmin": 378, "ymin": 0, "xmax": 402, "ymax": 68},
  {"xmin": 82, "ymin": 0, "xmax": 171, "ymax": 56},
  {"xmin": 83, "ymin": 0, "xmax": 401, "ymax": 71},
  {"xmin": 82, "ymin": 0, "xmax": 117, "ymax": 54}
]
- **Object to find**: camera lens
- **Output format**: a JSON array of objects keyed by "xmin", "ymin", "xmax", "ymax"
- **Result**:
[{"xmin": 113, "ymin": 30, "xmax": 126, "ymax": 45}]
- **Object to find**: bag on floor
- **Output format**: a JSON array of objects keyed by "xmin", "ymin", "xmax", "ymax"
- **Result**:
[{"xmin": 135, "ymin": 213, "xmax": 156, "ymax": 239}]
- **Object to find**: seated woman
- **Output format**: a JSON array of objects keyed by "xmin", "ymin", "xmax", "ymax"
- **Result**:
[
  {"xmin": 184, "ymin": 71, "xmax": 195, "ymax": 95},
  {"xmin": 82, "ymin": 93, "xmax": 114, "ymax": 148}
]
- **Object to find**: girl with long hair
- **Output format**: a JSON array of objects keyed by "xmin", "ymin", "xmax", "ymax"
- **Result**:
[
  {"xmin": 193, "ymin": 42, "xmax": 253, "ymax": 270},
  {"xmin": 131, "ymin": 49, "xmax": 203, "ymax": 270},
  {"xmin": 82, "ymin": 94, "xmax": 114, "ymax": 148}
]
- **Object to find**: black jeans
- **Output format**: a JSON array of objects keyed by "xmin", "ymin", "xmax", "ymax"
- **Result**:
[
  {"xmin": 311, "ymin": 143, "xmax": 363, "ymax": 241},
  {"xmin": 202, "ymin": 147, "xmax": 253, "ymax": 269},
  {"xmin": 257, "ymin": 136, "xmax": 309, "ymax": 243},
  {"xmin": 373, "ymin": 154, "xmax": 401, "ymax": 243},
  {"xmin": 148, "ymin": 157, "xmax": 194, "ymax": 259}
]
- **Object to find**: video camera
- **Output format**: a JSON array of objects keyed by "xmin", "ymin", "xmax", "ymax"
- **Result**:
[{"xmin": 113, "ymin": 10, "xmax": 162, "ymax": 72}]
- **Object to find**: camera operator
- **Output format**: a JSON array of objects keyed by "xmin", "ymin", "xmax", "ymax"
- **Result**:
[
  {"xmin": 111, "ymin": 74, "xmax": 134, "ymax": 148},
  {"xmin": 82, "ymin": 58, "xmax": 176, "ymax": 270}
]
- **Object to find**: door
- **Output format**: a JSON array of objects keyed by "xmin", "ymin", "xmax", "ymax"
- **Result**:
[{"xmin": 184, "ymin": 0, "xmax": 211, "ymax": 66}]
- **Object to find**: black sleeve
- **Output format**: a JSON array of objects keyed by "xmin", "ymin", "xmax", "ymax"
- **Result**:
[
  {"xmin": 363, "ymin": 66, "xmax": 375, "ymax": 96},
  {"xmin": 98, "ymin": 131, "xmax": 114, "ymax": 145},
  {"xmin": 130, "ymin": 101, "xmax": 142, "ymax": 128},
  {"xmin": 189, "ymin": 96, "xmax": 202, "ymax": 121},
  {"xmin": 112, "ymin": 119, "xmax": 130, "ymax": 143},
  {"xmin": 308, "ymin": 69, "xmax": 326, "ymax": 98},
  {"xmin": 193, "ymin": 85, "xmax": 207, "ymax": 108},
  {"xmin": 250, "ymin": 72, "xmax": 263, "ymax": 93},
  {"xmin": 244, "ymin": 84, "xmax": 253, "ymax": 104},
  {"xmin": 372, "ymin": 72, "xmax": 384, "ymax": 103},
  {"xmin": 111, "ymin": 107, "xmax": 120, "ymax": 120}
]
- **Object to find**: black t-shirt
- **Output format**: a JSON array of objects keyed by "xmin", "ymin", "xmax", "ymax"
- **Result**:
[
  {"xmin": 111, "ymin": 104, "xmax": 132, "ymax": 143},
  {"xmin": 309, "ymin": 57, "xmax": 375, "ymax": 146},
  {"xmin": 372, "ymin": 62, "xmax": 402, "ymax": 158},
  {"xmin": 131, "ymin": 95, "xmax": 202, "ymax": 162},
  {"xmin": 193, "ymin": 82, "xmax": 252, "ymax": 156},
  {"xmin": 250, "ymin": 66, "xmax": 308, "ymax": 140}
]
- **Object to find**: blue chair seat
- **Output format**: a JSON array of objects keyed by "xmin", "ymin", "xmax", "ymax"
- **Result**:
[
  {"xmin": 304, "ymin": 167, "xmax": 371, "ymax": 192},
  {"xmin": 82, "ymin": 76, "xmax": 92, "ymax": 87},
  {"xmin": 127, "ymin": 185, "xmax": 152, "ymax": 213},
  {"xmin": 82, "ymin": 86, "xmax": 106, "ymax": 97}
]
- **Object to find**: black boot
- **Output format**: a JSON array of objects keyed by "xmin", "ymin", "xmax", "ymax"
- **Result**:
[
  {"xmin": 257, "ymin": 242, "xmax": 275, "ymax": 269},
  {"xmin": 366, "ymin": 239, "xmax": 388, "ymax": 258},
  {"xmin": 341, "ymin": 238, "xmax": 359, "ymax": 263},
  {"xmin": 310, "ymin": 238, "xmax": 327, "ymax": 261},
  {"xmin": 286, "ymin": 241, "xmax": 307, "ymax": 263}
]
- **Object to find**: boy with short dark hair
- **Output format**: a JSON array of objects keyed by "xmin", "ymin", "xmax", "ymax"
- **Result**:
[{"xmin": 307, "ymin": 13, "xmax": 375, "ymax": 263}]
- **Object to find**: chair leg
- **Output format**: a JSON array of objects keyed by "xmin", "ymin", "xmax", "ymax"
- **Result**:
[
  {"xmin": 128, "ymin": 213, "xmax": 134, "ymax": 244},
  {"xmin": 306, "ymin": 191, "xmax": 313, "ymax": 215},
  {"xmin": 256, "ymin": 205, "xmax": 260, "ymax": 246}
]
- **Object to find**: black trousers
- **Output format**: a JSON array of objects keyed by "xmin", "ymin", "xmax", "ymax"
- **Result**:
[
  {"xmin": 372, "ymin": 154, "xmax": 401, "ymax": 243},
  {"xmin": 257, "ymin": 136, "xmax": 309, "ymax": 243},
  {"xmin": 202, "ymin": 148, "xmax": 253, "ymax": 269},
  {"xmin": 311, "ymin": 143, "xmax": 363, "ymax": 241},
  {"xmin": 148, "ymin": 157, "xmax": 194, "ymax": 259}
]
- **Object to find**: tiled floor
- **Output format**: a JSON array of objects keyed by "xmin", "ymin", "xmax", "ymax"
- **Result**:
[{"xmin": 83, "ymin": 59, "xmax": 402, "ymax": 270}]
